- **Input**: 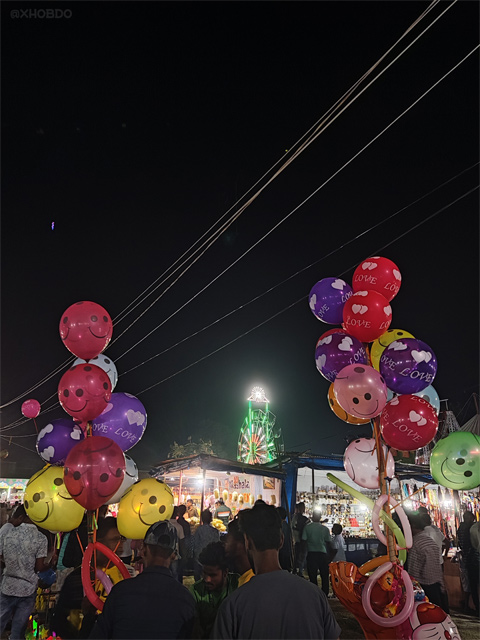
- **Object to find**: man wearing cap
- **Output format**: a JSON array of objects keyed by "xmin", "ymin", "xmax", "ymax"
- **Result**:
[{"xmin": 90, "ymin": 521, "xmax": 195, "ymax": 639}]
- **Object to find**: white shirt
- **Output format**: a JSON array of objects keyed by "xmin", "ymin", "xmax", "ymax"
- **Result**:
[
  {"xmin": 330, "ymin": 533, "xmax": 346, "ymax": 562},
  {"xmin": 423, "ymin": 524, "xmax": 445, "ymax": 563},
  {"xmin": 0, "ymin": 523, "xmax": 48, "ymax": 596}
]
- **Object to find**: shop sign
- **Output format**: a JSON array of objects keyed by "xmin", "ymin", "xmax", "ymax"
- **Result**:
[{"xmin": 228, "ymin": 475, "xmax": 250, "ymax": 491}]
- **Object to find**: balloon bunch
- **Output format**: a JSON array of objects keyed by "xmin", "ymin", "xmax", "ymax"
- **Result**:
[
  {"xmin": 309, "ymin": 258, "xmax": 458, "ymax": 639},
  {"xmin": 23, "ymin": 300, "xmax": 174, "ymax": 609},
  {"xmin": 309, "ymin": 256, "xmax": 440, "ymax": 457}
]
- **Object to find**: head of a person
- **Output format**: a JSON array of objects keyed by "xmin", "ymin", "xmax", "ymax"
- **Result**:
[
  {"xmin": 225, "ymin": 517, "xmax": 247, "ymax": 565},
  {"xmin": 199, "ymin": 541, "xmax": 228, "ymax": 592},
  {"xmin": 177, "ymin": 504, "xmax": 187, "ymax": 517},
  {"xmin": 312, "ymin": 508, "xmax": 322, "ymax": 523},
  {"xmin": 201, "ymin": 509, "xmax": 212, "ymax": 525},
  {"xmin": 239, "ymin": 503, "xmax": 283, "ymax": 565},
  {"xmin": 276, "ymin": 506, "xmax": 287, "ymax": 521},
  {"xmin": 464, "ymin": 511, "xmax": 475, "ymax": 525},
  {"xmin": 186, "ymin": 499, "xmax": 194, "ymax": 508},
  {"xmin": 296, "ymin": 502, "xmax": 305, "ymax": 514},
  {"xmin": 408, "ymin": 512, "xmax": 426, "ymax": 535},
  {"xmin": 332, "ymin": 523, "xmax": 343, "ymax": 536},
  {"xmin": 218, "ymin": 498, "xmax": 224, "ymax": 505},
  {"xmin": 10, "ymin": 503, "xmax": 28, "ymax": 526},
  {"xmin": 142, "ymin": 520, "xmax": 178, "ymax": 568},
  {"xmin": 96, "ymin": 518, "xmax": 123, "ymax": 566}
]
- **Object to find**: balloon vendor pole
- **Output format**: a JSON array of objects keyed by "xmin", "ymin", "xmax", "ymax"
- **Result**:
[
  {"xmin": 84, "ymin": 421, "xmax": 97, "ymax": 585},
  {"xmin": 372, "ymin": 416, "xmax": 396, "ymax": 564}
]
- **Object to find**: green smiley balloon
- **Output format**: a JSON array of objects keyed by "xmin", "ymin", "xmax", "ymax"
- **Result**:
[{"xmin": 430, "ymin": 431, "xmax": 480, "ymax": 490}]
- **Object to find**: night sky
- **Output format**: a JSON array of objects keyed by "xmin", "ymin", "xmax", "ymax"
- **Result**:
[{"xmin": 1, "ymin": 1, "xmax": 479, "ymax": 478}]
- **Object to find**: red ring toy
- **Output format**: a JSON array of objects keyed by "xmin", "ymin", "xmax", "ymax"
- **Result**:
[{"xmin": 81, "ymin": 541, "xmax": 131, "ymax": 611}]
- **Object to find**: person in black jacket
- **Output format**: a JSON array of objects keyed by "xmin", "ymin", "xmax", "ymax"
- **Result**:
[{"xmin": 89, "ymin": 521, "xmax": 195, "ymax": 639}]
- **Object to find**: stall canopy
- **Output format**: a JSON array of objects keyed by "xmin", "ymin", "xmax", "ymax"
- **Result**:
[
  {"xmin": 266, "ymin": 453, "xmax": 433, "ymax": 515},
  {"xmin": 150, "ymin": 454, "xmax": 286, "ymax": 480}
]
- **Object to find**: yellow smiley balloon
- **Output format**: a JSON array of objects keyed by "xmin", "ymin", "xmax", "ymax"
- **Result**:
[
  {"xmin": 370, "ymin": 328, "xmax": 415, "ymax": 371},
  {"xmin": 24, "ymin": 465, "xmax": 85, "ymax": 532},
  {"xmin": 117, "ymin": 478, "xmax": 174, "ymax": 539}
]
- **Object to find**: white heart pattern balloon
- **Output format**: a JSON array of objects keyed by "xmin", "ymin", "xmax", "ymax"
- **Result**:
[
  {"xmin": 393, "ymin": 269, "xmax": 402, "ymax": 281},
  {"xmin": 331, "ymin": 279, "xmax": 346, "ymax": 290},
  {"xmin": 352, "ymin": 304, "xmax": 368, "ymax": 314},
  {"xmin": 355, "ymin": 290, "xmax": 369, "ymax": 297},
  {"xmin": 309, "ymin": 294, "xmax": 317, "ymax": 310},
  {"xmin": 388, "ymin": 340, "xmax": 408, "ymax": 351},
  {"xmin": 383, "ymin": 306, "xmax": 392, "ymax": 315},
  {"xmin": 319, "ymin": 335, "xmax": 333, "ymax": 345},
  {"xmin": 409, "ymin": 410, "xmax": 427, "ymax": 426},
  {"xmin": 316, "ymin": 354, "xmax": 327, "ymax": 370},
  {"xmin": 362, "ymin": 262, "xmax": 377, "ymax": 271},
  {"xmin": 338, "ymin": 337, "xmax": 353, "ymax": 351},
  {"xmin": 411, "ymin": 350, "xmax": 432, "ymax": 363}
]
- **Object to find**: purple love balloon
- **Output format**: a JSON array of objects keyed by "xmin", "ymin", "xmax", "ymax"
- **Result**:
[
  {"xmin": 309, "ymin": 277, "xmax": 353, "ymax": 324},
  {"xmin": 315, "ymin": 332, "xmax": 367, "ymax": 382},
  {"xmin": 92, "ymin": 392, "xmax": 147, "ymax": 452},
  {"xmin": 36, "ymin": 417, "xmax": 85, "ymax": 465},
  {"xmin": 379, "ymin": 338, "xmax": 437, "ymax": 394}
]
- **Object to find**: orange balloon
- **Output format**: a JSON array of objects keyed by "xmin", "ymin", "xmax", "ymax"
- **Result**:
[{"xmin": 327, "ymin": 384, "xmax": 370, "ymax": 425}]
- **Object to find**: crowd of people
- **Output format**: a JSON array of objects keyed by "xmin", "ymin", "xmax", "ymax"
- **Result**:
[{"xmin": 0, "ymin": 497, "xmax": 478, "ymax": 639}]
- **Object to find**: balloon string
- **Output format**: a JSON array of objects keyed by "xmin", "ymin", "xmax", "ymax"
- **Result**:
[
  {"xmin": 32, "ymin": 418, "xmax": 38, "ymax": 434},
  {"xmin": 76, "ymin": 531, "xmax": 84, "ymax": 554}
]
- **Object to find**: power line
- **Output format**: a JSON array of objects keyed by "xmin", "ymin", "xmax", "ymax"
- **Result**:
[
  {"xmin": 133, "ymin": 185, "xmax": 478, "ymax": 397},
  {"xmin": 114, "ymin": 43, "xmax": 479, "ymax": 362}
]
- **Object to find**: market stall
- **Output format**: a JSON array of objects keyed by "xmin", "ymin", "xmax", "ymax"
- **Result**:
[
  {"xmin": 0, "ymin": 478, "xmax": 28, "ymax": 504},
  {"xmin": 149, "ymin": 453, "xmax": 286, "ymax": 527}
]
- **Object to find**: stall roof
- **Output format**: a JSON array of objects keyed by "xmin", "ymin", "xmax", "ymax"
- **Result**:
[{"xmin": 149, "ymin": 454, "xmax": 286, "ymax": 480}]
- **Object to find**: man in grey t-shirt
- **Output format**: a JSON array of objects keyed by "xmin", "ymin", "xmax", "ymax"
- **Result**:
[{"xmin": 213, "ymin": 503, "xmax": 340, "ymax": 639}]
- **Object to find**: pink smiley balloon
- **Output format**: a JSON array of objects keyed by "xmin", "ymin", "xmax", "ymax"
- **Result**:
[{"xmin": 333, "ymin": 364, "xmax": 388, "ymax": 419}]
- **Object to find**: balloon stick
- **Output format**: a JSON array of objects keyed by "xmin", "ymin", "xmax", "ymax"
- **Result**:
[{"xmin": 373, "ymin": 416, "xmax": 396, "ymax": 563}]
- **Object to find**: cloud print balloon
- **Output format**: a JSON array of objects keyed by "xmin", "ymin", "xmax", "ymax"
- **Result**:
[
  {"xmin": 309, "ymin": 277, "xmax": 353, "ymax": 324},
  {"xmin": 74, "ymin": 354, "xmax": 118, "ymax": 391},
  {"xmin": 36, "ymin": 417, "xmax": 85, "ymax": 465},
  {"xmin": 92, "ymin": 392, "xmax": 147, "ymax": 452}
]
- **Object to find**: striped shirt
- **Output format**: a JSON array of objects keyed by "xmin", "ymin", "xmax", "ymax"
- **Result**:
[{"xmin": 407, "ymin": 531, "xmax": 444, "ymax": 587}]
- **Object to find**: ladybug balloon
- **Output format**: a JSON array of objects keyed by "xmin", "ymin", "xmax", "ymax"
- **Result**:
[
  {"xmin": 58, "ymin": 363, "xmax": 112, "ymax": 425},
  {"xmin": 59, "ymin": 301, "xmax": 113, "ymax": 360},
  {"xmin": 64, "ymin": 436, "xmax": 126, "ymax": 510}
]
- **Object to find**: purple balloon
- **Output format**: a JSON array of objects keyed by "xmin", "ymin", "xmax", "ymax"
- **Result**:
[
  {"xmin": 379, "ymin": 338, "xmax": 437, "ymax": 394},
  {"xmin": 36, "ymin": 418, "xmax": 85, "ymax": 465},
  {"xmin": 315, "ymin": 332, "xmax": 367, "ymax": 382},
  {"xmin": 92, "ymin": 392, "xmax": 147, "ymax": 452},
  {"xmin": 309, "ymin": 277, "xmax": 353, "ymax": 324}
]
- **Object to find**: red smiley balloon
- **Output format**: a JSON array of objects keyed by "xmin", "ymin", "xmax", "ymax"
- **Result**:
[
  {"xmin": 58, "ymin": 363, "xmax": 112, "ymax": 424},
  {"xmin": 59, "ymin": 301, "xmax": 113, "ymax": 360},
  {"xmin": 64, "ymin": 436, "xmax": 125, "ymax": 510}
]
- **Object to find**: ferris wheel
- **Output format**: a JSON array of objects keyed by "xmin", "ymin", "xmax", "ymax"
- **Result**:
[{"xmin": 237, "ymin": 387, "xmax": 283, "ymax": 464}]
